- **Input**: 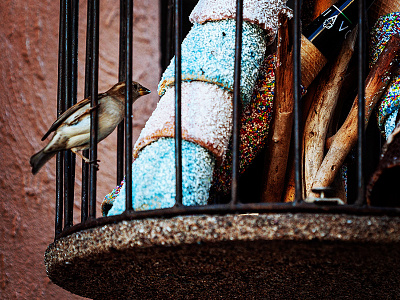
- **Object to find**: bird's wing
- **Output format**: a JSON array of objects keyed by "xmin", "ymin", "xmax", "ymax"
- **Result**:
[
  {"xmin": 67, "ymin": 93, "xmax": 109, "ymax": 125},
  {"xmin": 41, "ymin": 97, "xmax": 92, "ymax": 141}
]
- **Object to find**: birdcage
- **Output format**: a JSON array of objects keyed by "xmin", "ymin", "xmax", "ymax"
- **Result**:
[{"xmin": 44, "ymin": 0, "xmax": 400, "ymax": 298}]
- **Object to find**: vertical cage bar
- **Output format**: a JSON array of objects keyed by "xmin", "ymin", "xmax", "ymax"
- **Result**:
[
  {"xmin": 293, "ymin": 0, "xmax": 302, "ymax": 204},
  {"xmin": 230, "ymin": 0, "xmax": 243, "ymax": 206},
  {"xmin": 82, "ymin": 0, "xmax": 94, "ymax": 222},
  {"xmin": 116, "ymin": 117, "xmax": 125, "ymax": 185},
  {"xmin": 174, "ymin": 0, "xmax": 183, "ymax": 206},
  {"xmin": 161, "ymin": 0, "xmax": 174, "ymax": 71},
  {"xmin": 355, "ymin": 0, "xmax": 366, "ymax": 205},
  {"xmin": 167, "ymin": 0, "xmax": 174, "ymax": 63},
  {"xmin": 124, "ymin": 0, "xmax": 134, "ymax": 211},
  {"xmin": 56, "ymin": 155, "xmax": 64, "ymax": 234},
  {"xmin": 117, "ymin": 0, "xmax": 127, "ymax": 185},
  {"xmin": 89, "ymin": 0, "xmax": 100, "ymax": 218},
  {"xmin": 55, "ymin": 0, "xmax": 66, "ymax": 237},
  {"xmin": 68, "ymin": 0, "xmax": 79, "ymax": 221},
  {"xmin": 63, "ymin": 0, "xmax": 74, "ymax": 228}
]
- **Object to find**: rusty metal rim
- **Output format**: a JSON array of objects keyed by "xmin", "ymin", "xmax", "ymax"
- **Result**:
[{"xmin": 56, "ymin": 202, "xmax": 400, "ymax": 240}]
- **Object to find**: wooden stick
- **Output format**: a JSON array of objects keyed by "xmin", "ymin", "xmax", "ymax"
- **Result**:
[
  {"xmin": 300, "ymin": 36, "xmax": 328, "ymax": 89},
  {"xmin": 261, "ymin": 14, "xmax": 294, "ymax": 202},
  {"xmin": 282, "ymin": 145, "xmax": 296, "ymax": 203},
  {"xmin": 311, "ymin": 35, "xmax": 400, "ymax": 194},
  {"xmin": 368, "ymin": 0, "xmax": 400, "ymax": 27},
  {"xmin": 310, "ymin": 0, "xmax": 336, "ymax": 23},
  {"xmin": 284, "ymin": 0, "xmax": 400, "ymax": 202},
  {"xmin": 303, "ymin": 27, "xmax": 358, "ymax": 198},
  {"xmin": 301, "ymin": 0, "xmax": 336, "ymax": 29}
]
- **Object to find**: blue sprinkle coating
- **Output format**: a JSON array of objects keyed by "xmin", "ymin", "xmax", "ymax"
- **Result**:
[
  {"xmin": 106, "ymin": 138, "xmax": 215, "ymax": 216},
  {"xmin": 384, "ymin": 109, "xmax": 399, "ymax": 139},
  {"xmin": 378, "ymin": 75, "xmax": 400, "ymax": 138},
  {"xmin": 341, "ymin": 165, "xmax": 348, "ymax": 199},
  {"xmin": 158, "ymin": 19, "xmax": 267, "ymax": 108}
]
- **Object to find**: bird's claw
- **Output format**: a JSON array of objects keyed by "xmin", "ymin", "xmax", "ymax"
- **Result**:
[{"xmin": 88, "ymin": 159, "xmax": 100, "ymax": 170}]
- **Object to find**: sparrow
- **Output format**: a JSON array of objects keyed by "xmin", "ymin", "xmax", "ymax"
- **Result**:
[{"xmin": 30, "ymin": 81, "xmax": 151, "ymax": 174}]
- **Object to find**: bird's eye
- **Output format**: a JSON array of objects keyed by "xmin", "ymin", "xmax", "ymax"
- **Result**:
[{"xmin": 133, "ymin": 84, "xmax": 138, "ymax": 90}]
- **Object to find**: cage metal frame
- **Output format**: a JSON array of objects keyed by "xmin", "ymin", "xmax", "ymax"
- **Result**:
[{"xmin": 53, "ymin": 0, "xmax": 400, "ymax": 240}]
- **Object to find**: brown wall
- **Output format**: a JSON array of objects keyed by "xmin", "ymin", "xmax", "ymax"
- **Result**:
[{"xmin": 0, "ymin": 0, "xmax": 160, "ymax": 298}]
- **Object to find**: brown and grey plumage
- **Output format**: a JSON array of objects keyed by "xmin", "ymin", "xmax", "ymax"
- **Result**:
[{"xmin": 30, "ymin": 81, "xmax": 150, "ymax": 174}]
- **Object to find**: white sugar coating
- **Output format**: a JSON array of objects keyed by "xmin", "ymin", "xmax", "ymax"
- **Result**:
[
  {"xmin": 107, "ymin": 138, "xmax": 215, "ymax": 215},
  {"xmin": 189, "ymin": 0, "xmax": 291, "ymax": 43},
  {"xmin": 158, "ymin": 20, "xmax": 267, "ymax": 108},
  {"xmin": 134, "ymin": 81, "xmax": 233, "ymax": 161}
]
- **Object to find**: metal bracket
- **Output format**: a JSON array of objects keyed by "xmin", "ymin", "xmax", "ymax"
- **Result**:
[{"xmin": 305, "ymin": 187, "xmax": 345, "ymax": 205}]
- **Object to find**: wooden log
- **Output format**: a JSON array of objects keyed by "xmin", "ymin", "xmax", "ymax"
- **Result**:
[
  {"xmin": 303, "ymin": 27, "xmax": 358, "ymax": 198},
  {"xmin": 261, "ymin": 14, "xmax": 294, "ymax": 202},
  {"xmin": 300, "ymin": 36, "xmax": 328, "ymax": 89},
  {"xmin": 310, "ymin": 0, "xmax": 336, "ymax": 22},
  {"xmin": 301, "ymin": 0, "xmax": 336, "ymax": 28},
  {"xmin": 312, "ymin": 35, "xmax": 400, "ymax": 194},
  {"xmin": 283, "ymin": 0, "xmax": 400, "ymax": 203},
  {"xmin": 282, "ymin": 144, "xmax": 296, "ymax": 203},
  {"xmin": 262, "ymin": 10, "xmax": 332, "ymax": 202}
]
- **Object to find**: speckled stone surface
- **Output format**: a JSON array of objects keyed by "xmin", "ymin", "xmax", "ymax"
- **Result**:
[{"xmin": 45, "ymin": 213, "xmax": 400, "ymax": 299}]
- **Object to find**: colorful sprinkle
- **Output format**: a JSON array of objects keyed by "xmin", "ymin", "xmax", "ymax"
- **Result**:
[
  {"xmin": 211, "ymin": 54, "xmax": 276, "ymax": 194},
  {"xmin": 370, "ymin": 12, "xmax": 400, "ymax": 138}
]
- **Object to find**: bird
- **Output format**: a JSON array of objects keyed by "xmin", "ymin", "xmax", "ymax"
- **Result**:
[{"xmin": 30, "ymin": 81, "xmax": 151, "ymax": 175}]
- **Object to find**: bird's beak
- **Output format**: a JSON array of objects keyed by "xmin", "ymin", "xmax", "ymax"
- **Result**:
[{"xmin": 138, "ymin": 86, "xmax": 151, "ymax": 96}]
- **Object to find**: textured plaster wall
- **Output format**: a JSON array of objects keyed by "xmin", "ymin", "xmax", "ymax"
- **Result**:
[{"xmin": 0, "ymin": 0, "xmax": 160, "ymax": 298}]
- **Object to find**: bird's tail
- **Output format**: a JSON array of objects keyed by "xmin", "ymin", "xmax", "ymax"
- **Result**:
[{"xmin": 30, "ymin": 149, "xmax": 55, "ymax": 175}]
